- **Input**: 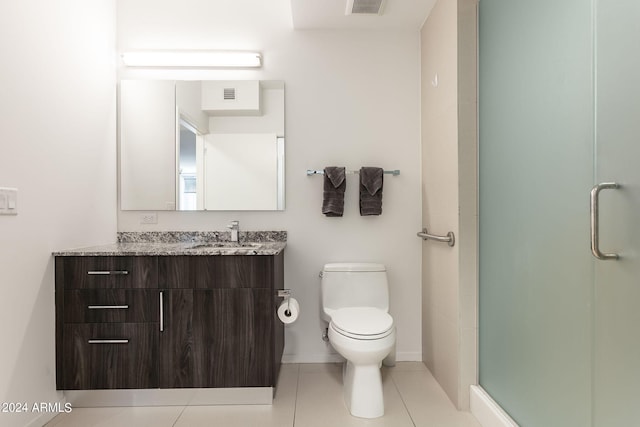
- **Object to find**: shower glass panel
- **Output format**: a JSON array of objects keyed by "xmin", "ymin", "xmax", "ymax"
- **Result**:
[
  {"xmin": 480, "ymin": 1, "xmax": 640, "ymax": 426},
  {"xmin": 593, "ymin": 0, "xmax": 640, "ymax": 424},
  {"xmin": 479, "ymin": 0, "xmax": 594, "ymax": 425}
]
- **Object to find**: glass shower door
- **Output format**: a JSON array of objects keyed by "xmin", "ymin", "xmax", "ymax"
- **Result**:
[
  {"xmin": 478, "ymin": 0, "xmax": 595, "ymax": 425},
  {"xmin": 479, "ymin": 0, "xmax": 640, "ymax": 426},
  {"xmin": 593, "ymin": 0, "xmax": 640, "ymax": 424}
]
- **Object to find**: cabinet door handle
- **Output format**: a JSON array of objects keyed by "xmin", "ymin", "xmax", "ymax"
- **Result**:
[
  {"xmin": 87, "ymin": 271, "xmax": 129, "ymax": 275},
  {"xmin": 88, "ymin": 305, "xmax": 129, "ymax": 310},
  {"xmin": 159, "ymin": 291, "xmax": 164, "ymax": 332},
  {"xmin": 88, "ymin": 339, "xmax": 129, "ymax": 344}
]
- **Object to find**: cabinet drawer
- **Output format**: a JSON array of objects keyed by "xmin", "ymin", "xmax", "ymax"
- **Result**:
[
  {"xmin": 158, "ymin": 255, "xmax": 273, "ymax": 289},
  {"xmin": 63, "ymin": 290, "xmax": 159, "ymax": 323},
  {"xmin": 57, "ymin": 256, "xmax": 157, "ymax": 289},
  {"xmin": 62, "ymin": 323, "xmax": 158, "ymax": 390}
]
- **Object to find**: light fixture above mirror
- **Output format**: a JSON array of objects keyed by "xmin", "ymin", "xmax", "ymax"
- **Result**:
[{"xmin": 121, "ymin": 51, "xmax": 262, "ymax": 68}]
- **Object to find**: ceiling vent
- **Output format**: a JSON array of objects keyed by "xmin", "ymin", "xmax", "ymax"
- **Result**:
[
  {"xmin": 346, "ymin": 0, "xmax": 386, "ymax": 15},
  {"xmin": 223, "ymin": 88, "xmax": 236, "ymax": 101}
]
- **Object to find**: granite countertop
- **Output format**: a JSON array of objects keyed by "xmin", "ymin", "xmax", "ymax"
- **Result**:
[{"xmin": 53, "ymin": 231, "xmax": 287, "ymax": 256}]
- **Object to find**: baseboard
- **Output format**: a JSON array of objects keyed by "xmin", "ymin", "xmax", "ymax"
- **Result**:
[
  {"xmin": 64, "ymin": 388, "xmax": 273, "ymax": 407},
  {"xmin": 395, "ymin": 351, "xmax": 422, "ymax": 362},
  {"xmin": 25, "ymin": 412, "xmax": 58, "ymax": 427},
  {"xmin": 281, "ymin": 353, "xmax": 344, "ymax": 364},
  {"xmin": 470, "ymin": 386, "xmax": 519, "ymax": 427}
]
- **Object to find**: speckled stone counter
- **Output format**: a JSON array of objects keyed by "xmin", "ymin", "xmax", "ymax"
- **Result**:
[{"xmin": 53, "ymin": 231, "xmax": 287, "ymax": 256}]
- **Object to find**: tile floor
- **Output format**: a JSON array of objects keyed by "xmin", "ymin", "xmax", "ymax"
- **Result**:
[{"xmin": 46, "ymin": 362, "xmax": 481, "ymax": 427}]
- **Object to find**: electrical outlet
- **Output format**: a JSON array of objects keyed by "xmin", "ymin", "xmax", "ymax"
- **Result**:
[{"xmin": 140, "ymin": 212, "xmax": 158, "ymax": 224}]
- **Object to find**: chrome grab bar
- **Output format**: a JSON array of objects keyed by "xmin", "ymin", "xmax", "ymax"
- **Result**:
[
  {"xmin": 417, "ymin": 228, "xmax": 455, "ymax": 247},
  {"xmin": 590, "ymin": 182, "xmax": 619, "ymax": 260}
]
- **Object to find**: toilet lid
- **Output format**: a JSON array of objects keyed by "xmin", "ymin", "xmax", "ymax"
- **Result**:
[{"xmin": 331, "ymin": 307, "xmax": 394, "ymax": 337}]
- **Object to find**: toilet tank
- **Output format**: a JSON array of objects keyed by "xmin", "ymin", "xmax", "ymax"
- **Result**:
[{"xmin": 321, "ymin": 263, "xmax": 389, "ymax": 321}]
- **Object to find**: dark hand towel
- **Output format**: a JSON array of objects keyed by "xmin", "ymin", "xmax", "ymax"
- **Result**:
[
  {"xmin": 322, "ymin": 166, "xmax": 346, "ymax": 217},
  {"xmin": 359, "ymin": 167, "xmax": 384, "ymax": 216}
]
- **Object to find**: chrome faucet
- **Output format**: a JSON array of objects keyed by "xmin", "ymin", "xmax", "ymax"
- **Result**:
[{"xmin": 227, "ymin": 220, "xmax": 240, "ymax": 242}]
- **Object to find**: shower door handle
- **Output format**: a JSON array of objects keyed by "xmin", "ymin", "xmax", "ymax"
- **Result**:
[{"xmin": 590, "ymin": 182, "xmax": 619, "ymax": 260}]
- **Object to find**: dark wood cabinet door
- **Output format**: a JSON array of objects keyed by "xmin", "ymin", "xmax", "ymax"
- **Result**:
[
  {"xmin": 159, "ymin": 289, "xmax": 273, "ymax": 388},
  {"xmin": 158, "ymin": 289, "xmax": 194, "ymax": 388},
  {"xmin": 62, "ymin": 323, "xmax": 158, "ymax": 389},
  {"xmin": 194, "ymin": 289, "xmax": 273, "ymax": 387}
]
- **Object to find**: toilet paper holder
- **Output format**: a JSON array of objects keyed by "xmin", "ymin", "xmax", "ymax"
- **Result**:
[
  {"xmin": 277, "ymin": 289, "xmax": 293, "ymax": 315},
  {"xmin": 277, "ymin": 289, "xmax": 291, "ymax": 298}
]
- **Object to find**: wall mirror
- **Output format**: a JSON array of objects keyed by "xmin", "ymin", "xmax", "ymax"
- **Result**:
[{"xmin": 119, "ymin": 79, "xmax": 285, "ymax": 211}]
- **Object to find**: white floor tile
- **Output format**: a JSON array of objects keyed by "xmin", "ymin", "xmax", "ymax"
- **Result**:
[
  {"xmin": 294, "ymin": 369, "xmax": 415, "ymax": 427},
  {"xmin": 45, "ymin": 363, "xmax": 481, "ymax": 427},
  {"xmin": 391, "ymin": 369, "xmax": 481, "ymax": 427},
  {"xmin": 298, "ymin": 362, "xmax": 343, "ymax": 374},
  {"xmin": 45, "ymin": 406, "xmax": 184, "ymax": 427},
  {"xmin": 173, "ymin": 404, "xmax": 292, "ymax": 427}
]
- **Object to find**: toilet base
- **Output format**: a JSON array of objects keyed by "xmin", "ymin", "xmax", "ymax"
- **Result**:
[{"xmin": 342, "ymin": 360, "xmax": 384, "ymax": 419}]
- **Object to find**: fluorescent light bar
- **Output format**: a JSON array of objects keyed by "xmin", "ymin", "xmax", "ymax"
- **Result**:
[{"xmin": 121, "ymin": 51, "xmax": 262, "ymax": 68}]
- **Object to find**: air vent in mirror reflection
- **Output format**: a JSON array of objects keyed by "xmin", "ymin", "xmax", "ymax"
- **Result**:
[{"xmin": 223, "ymin": 88, "xmax": 236, "ymax": 100}]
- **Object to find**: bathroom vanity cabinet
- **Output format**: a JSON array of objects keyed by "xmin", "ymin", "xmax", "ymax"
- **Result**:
[{"xmin": 55, "ymin": 253, "xmax": 284, "ymax": 391}]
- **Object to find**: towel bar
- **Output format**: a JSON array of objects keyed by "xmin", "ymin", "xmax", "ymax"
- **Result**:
[
  {"xmin": 307, "ymin": 169, "xmax": 400, "ymax": 176},
  {"xmin": 417, "ymin": 228, "xmax": 455, "ymax": 247}
]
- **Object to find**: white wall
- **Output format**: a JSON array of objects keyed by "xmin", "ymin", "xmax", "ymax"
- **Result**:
[
  {"xmin": 209, "ymin": 87, "xmax": 285, "ymax": 135},
  {"xmin": 120, "ymin": 80, "xmax": 176, "ymax": 210},
  {"xmin": 204, "ymin": 133, "xmax": 278, "ymax": 210},
  {"xmin": 420, "ymin": 0, "xmax": 478, "ymax": 410},
  {"xmin": 421, "ymin": 0, "xmax": 460, "ymax": 405},
  {"xmin": 0, "ymin": 1, "xmax": 117, "ymax": 426},
  {"xmin": 176, "ymin": 81, "xmax": 209, "ymax": 134},
  {"xmin": 117, "ymin": 0, "xmax": 423, "ymax": 362}
]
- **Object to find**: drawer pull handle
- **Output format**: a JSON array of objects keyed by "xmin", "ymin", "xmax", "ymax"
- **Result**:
[
  {"xmin": 87, "ymin": 271, "xmax": 129, "ymax": 275},
  {"xmin": 88, "ymin": 339, "xmax": 129, "ymax": 344},
  {"xmin": 88, "ymin": 305, "xmax": 129, "ymax": 310},
  {"xmin": 159, "ymin": 292, "xmax": 164, "ymax": 332}
]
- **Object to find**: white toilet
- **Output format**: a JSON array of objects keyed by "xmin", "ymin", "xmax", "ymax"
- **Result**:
[{"xmin": 320, "ymin": 263, "xmax": 396, "ymax": 419}]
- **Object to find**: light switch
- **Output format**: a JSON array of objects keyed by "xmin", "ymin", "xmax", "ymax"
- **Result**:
[{"xmin": 0, "ymin": 187, "xmax": 18, "ymax": 215}]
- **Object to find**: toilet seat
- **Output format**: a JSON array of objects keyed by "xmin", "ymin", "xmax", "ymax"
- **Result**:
[{"xmin": 330, "ymin": 307, "xmax": 394, "ymax": 340}]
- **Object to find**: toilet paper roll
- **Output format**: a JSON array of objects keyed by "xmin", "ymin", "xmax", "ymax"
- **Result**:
[{"xmin": 277, "ymin": 298, "xmax": 299, "ymax": 324}]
